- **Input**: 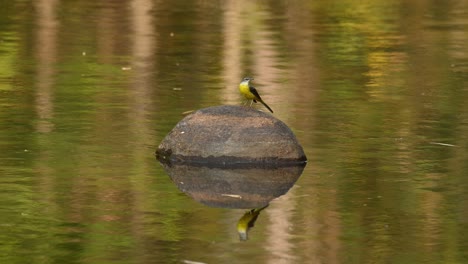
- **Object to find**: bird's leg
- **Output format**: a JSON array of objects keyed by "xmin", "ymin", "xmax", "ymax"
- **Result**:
[{"xmin": 249, "ymin": 100, "xmax": 253, "ymax": 107}]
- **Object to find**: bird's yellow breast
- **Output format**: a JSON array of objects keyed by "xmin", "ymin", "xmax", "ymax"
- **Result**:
[{"xmin": 239, "ymin": 82, "xmax": 255, "ymax": 99}]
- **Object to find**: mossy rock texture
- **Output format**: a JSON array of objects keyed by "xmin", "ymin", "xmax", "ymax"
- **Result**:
[{"xmin": 156, "ymin": 105, "xmax": 307, "ymax": 165}]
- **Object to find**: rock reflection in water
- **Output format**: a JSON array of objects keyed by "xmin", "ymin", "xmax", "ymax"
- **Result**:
[
  {"xmin": 159, "ymin": 162, "xmax": 305, "ymax": 208},
  {"xmin": 158, "ymin": 161, "xmax": 306, "ymax": 240}
]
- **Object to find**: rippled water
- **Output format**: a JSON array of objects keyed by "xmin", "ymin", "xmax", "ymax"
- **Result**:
[{"xmin": 1, "ymin": 0, "xmax": 468, "ymax": 263}]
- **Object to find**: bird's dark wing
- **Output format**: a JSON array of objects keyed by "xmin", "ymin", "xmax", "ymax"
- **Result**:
[
  {"xmin": 249, "ymin": 85, "xmax": 273, "ymax": 113},
  {"xmin": 249, "ymin": 86, "xmax": 262, "ymax": 101}
]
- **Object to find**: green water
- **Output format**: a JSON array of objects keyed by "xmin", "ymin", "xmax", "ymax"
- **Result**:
[{"xmin": 1, "ymin": 0, "xmax": 468, "ymax": 263}]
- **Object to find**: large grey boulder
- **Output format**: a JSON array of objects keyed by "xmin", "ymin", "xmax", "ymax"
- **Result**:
[{"xmin": 156, "ymin": 105, "xmax": 306, "ymax": 165}]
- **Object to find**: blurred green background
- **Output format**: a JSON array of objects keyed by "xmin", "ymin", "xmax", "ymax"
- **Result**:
[{"xmin": 1, "ymin": 0, "xmax": 468, "ymax": 263}]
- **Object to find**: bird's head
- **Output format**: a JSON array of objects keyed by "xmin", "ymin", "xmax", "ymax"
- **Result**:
[{"xmin": 241, "ymin": 77, "xmax": 254, "ymax": 84}]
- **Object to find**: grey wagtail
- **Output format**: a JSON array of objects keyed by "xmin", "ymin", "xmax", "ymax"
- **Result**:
[{"xmin": 239, "ymin": 77, "xmax": 273, "ymax": 113}]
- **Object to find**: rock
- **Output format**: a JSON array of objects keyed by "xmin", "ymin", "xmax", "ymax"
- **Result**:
[{"xmin": 156, "ymin": 105, "xmax": 307, "ymax": 165}]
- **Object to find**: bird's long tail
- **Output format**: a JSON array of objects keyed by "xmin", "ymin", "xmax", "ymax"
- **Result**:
[{"xmin": 259, "ymin": 100, "xmax": 274, "ymax": 113}]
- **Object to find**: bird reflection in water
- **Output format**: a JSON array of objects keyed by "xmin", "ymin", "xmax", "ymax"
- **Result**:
[{"xmin": 237, "ymin": 205, "xmax": 269, "ymax": 241}]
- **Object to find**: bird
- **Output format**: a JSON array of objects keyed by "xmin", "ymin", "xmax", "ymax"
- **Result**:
[
  {"xmin": 239, "ymin": 77, "xmax": 273, "ymax": 113},
  {"xmin": 236, "ymin": 205, "xmax": 269, "ymax": 241}
]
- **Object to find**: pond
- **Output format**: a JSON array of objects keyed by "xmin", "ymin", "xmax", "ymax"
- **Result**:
[{"xmin": 1, "ymin": 0, "xmax": 468, "ymax": 263}]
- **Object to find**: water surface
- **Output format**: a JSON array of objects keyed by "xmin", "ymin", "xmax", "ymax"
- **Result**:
[{"xmin": 1, "ymin": 0, "xmax": 468, "ymax": 263}]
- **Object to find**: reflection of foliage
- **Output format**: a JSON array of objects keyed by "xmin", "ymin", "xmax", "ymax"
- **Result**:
[
  {"xmin": 312, "ymin": 1, "xmax": 468, "ymax": 263},
  {"xmin": 0, "ymin": 35, "xmax": 17, "ymax": 89},
  {"xmin": 0, "ymin": 0, "xmax": 467, "ymax": 263}
]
